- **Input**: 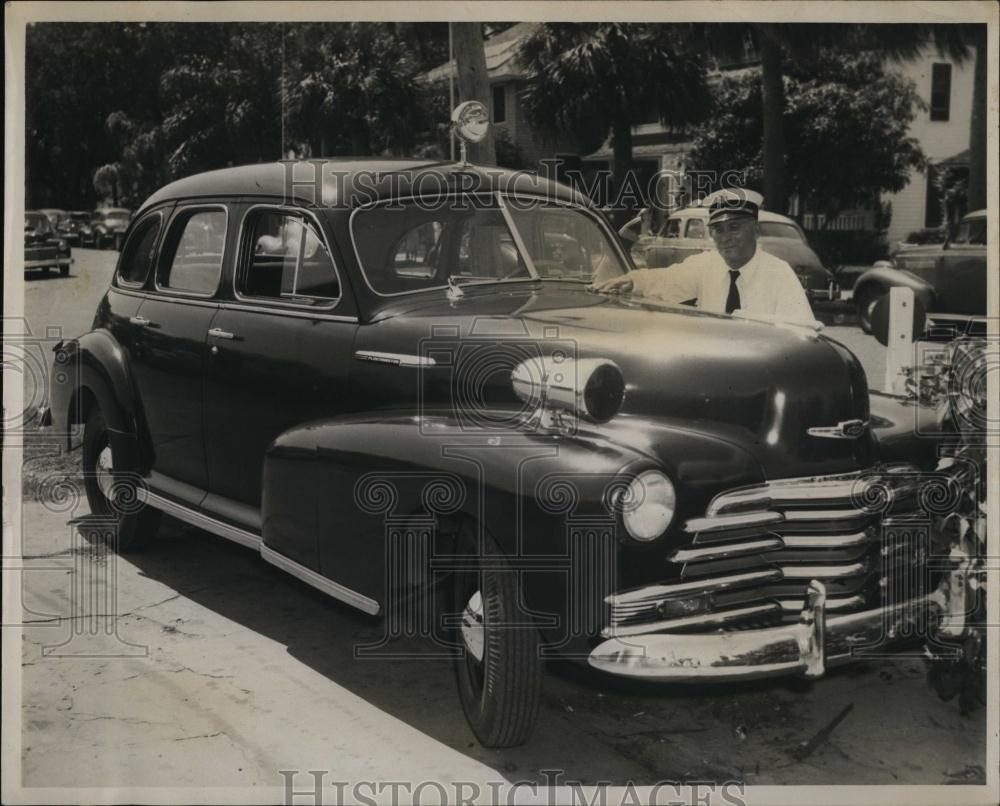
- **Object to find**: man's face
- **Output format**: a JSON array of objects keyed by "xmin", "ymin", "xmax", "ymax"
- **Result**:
[{"xmin": 709, "ymin": 215, "xmax": 758, "ymax": 269}]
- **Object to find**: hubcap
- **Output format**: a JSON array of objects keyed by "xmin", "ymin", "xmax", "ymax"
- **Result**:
[
  {"xmin": 96, "ymin": 445, "xmax": 114, "ymax": 499},
  {"xmin": 460, "ymin": 590, "xmax": 485, "ymax": 663}
]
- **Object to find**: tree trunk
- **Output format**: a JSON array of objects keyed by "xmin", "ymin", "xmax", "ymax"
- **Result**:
[
  {"xmin": 966, "ymin": 29, "xmax": 986, "ymax": 211},
  {"xmin": 757, "ymin": 26, "xmax": 787, "ymax": 214},
  {"xmin": 451, "ymin": 22, "xmax": 496, "ymax": 165},
  {"xmin": 610, "ymin": 116, "xmax": 633, "ymax": 228}
]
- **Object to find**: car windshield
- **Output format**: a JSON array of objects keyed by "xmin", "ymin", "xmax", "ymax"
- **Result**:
[
  {"xmin": 351, "ymin": 195, "xmax": 628, "ymax": 295},
  {"xmin": 757, "ymin": 221, "xmax": 805, "ymax": 241},
  {"xmin": 70, "ymin": 212, "xmax": 90, "ymax": 222},
  {"xmin": 25, "ymin": 213, "xmax": 50, "ymax": 232}
]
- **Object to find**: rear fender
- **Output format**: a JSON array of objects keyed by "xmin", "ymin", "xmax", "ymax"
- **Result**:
[{"xmin": 52, "ymin": 329, "xmax": 149, "ymax": 467}]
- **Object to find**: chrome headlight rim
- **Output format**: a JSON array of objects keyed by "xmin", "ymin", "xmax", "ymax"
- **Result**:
[{"xmin": 618, "ymin": 468, "xmax": 677, "ymax": 544}]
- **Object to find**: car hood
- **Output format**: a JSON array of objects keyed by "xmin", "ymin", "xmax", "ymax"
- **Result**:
[{"xmin": 355, "ymin": 284, "xmax": 874, "ymax": 479}]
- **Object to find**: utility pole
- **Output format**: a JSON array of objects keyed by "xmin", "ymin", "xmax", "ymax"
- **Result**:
[{"xmin": 450, "ymin": 23, "xmax": 496, "ymax": 165}]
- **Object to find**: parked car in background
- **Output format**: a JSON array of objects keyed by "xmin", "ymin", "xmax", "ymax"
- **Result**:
[
  {"xmin": 623, "ymin": 204, "xmax": 836, "ymax": 303},
  {"xmin": 24, "ymin": 211, "xmax": 73, "ymax": 276},
  {"xmin": 38, "ymin": 208, "xmax": 68, "ymax": 230},
  {"xmin": 89, "ymin": 207, "xmax": 132, "ymax": 249},
  {"xmin": 853, "ymin": 209, "xmax": 987, "ymax": 333},
  {"xmin": 46, "ymin": 110, "xmax": 964, "ymax": 747},
  {"xmin": 57, "ymin": 210, "xmax": 94, "ymax": 246}
]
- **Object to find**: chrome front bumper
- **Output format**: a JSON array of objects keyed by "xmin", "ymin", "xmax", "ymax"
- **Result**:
[{"xmin": 589, "ymin": 564, "xmax": 972, "ymax": 682}]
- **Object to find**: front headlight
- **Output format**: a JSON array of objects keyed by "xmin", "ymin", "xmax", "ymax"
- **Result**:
[{"xmin": 622, "ymin": 470, "xmax": 676, "ymax": 542}]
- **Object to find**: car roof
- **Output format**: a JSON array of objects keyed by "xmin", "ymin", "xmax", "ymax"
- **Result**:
[
  {"xmin": 137, "ymin": 159, "xmax": 589, "ymax": 214},
  {"xmin": 674, "ymin": 206, "xmax": 798, "ymax": 225}
]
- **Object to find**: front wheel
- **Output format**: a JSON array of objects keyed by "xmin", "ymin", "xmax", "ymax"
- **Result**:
[
  {"xmin": 59, "ymin": 264, "xmax": 70, "ymax": 277},
  {"xmin": 82, "ymin": 405, "xmax": 161, "ymax": 550},
  {"xmin": 453, "ymin": 525, "xmax": 542, "ymax": 747}
]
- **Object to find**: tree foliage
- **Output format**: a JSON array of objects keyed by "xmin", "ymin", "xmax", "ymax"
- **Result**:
[
  {"xmin": 519, "ymin": 23, "xmax": 710, "ymax": 217},
  {"xmin": 691, "ymin": 52, "xmax": 927, "ymax": 224},
  {"xmin": 26, "ymin": 22, "xmax": 448, "ymax": 209}
]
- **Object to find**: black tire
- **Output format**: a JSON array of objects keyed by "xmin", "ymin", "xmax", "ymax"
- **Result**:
[
  {"xmin": 856, "ymin": 286, "xmax": 884, "ymax": 335},
  {"xmin": 95, "ymin": 232, "xmax": 104, "ymax": 250},
  {"xmin": 82, "ymin": 405, "xmax": 161, "ymax": 550},
  {"xmin": 453, "ymin": 524, "xmax": 542, "ymax": 747},
  {"xmin": 60, "ymin": 264, "xmax": 70, "ymax": 277}
]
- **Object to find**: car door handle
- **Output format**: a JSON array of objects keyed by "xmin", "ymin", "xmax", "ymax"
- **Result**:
[
  {"xmin": 129, "ymin": 316, "xmax": 152, "ymax": 327},
  {"xmin": 207, "ymin": 328, "xmax": 236, "ymax": 340}
]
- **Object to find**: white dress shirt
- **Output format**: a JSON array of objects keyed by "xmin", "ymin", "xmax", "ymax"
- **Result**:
[{"xmin": 627, "ymin": 248, "xmax": 817, "ymax": 326}]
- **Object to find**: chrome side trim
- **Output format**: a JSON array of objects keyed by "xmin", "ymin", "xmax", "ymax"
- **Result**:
[
  {"xmin": 684, "ymin": 511, "xmax": 783, "ymax": 534},
  {"xmin": 221, "ymin": 301, "xmax": 359, "ymax": 323},
  {"xmin": 354, "ymin": 350, "xmax": 436, "ymax": 367},
  {"xmin": 138, "ymin": 489, "xmax": 261, "ymax": 550},
  {"xmin": 806, "ymin": 419, "xmax": 869, "ymax": 439},
  {"xmin": 606, "ymin": 569, "xmax": 783, "ymax": 606},
  {"xmin": 601, "ymin": 602, "xmax": 782, "ymax": 638},
  {"xmin": 260, "ymin": 544, "xmax": 381, "ymax": 616},
  {"xmin": 138, "ymin": 487, "xmax": 380, "ymax": 616}
]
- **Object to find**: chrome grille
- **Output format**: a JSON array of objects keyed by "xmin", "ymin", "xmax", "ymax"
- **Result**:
[{"xmin": 604, "ymin": 470, "xmax": 928, "ymax": 638}]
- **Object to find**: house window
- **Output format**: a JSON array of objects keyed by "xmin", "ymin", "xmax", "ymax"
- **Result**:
[
  {"xmin": 492, "ymin": 84, "xmax": 506, "ymax": 123},
  {"xmin": 925, "ymin": 165, "xmax": 943, "ymax": 228},
  {"xmin": 930, "ymin": 63, "xmax": 951, "ymax": 121}
]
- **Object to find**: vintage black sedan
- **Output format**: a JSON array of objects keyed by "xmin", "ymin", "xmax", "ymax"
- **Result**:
[{"xmin": 47, "ymin": 141, "xmax": 968, "ymax": 746}]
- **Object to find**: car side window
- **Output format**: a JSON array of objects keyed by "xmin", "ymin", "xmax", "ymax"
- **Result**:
[
  {"xmin": 240, "ymin": 210, "xmax": 340, "ymax": 305},
  {"xmin": 159, "ymin": 209, "xmax": 227, "ymax": 296},
  {"xmin": 663, "ymin": 218, "xmax": 681, "ymax": 238},
  {"xmin": 118, "ymin": 214, "xmax": 161, "ymax": 287},
  {"xmin": 685, "ymin": 218, "xmax": 706, "ymax": 240}
]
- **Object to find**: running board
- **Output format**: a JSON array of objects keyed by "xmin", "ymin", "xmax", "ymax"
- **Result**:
[{"xmin": 137, "ymin": 488, "xmax": 381, "ymax": 616}]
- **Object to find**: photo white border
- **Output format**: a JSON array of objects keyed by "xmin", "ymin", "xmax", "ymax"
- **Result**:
[{"xmin": 4, "ymin": 2, "xmax": 997, "ymax": 804}]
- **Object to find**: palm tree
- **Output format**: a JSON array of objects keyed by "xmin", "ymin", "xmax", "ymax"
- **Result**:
[
  {"xmin": 519, "ymin": 24, "xmax": 711, "ymax": 221},
  {"xmin": 689, "ymin": 23, "xmax": 986, "ymax": 215}
]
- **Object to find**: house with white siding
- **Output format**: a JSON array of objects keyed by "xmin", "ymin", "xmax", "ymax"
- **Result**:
[{"xmin": 420, "ymin": 28, "xmax": 977, "ymax": 247}]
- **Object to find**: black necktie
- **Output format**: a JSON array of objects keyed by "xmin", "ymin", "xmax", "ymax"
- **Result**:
[{"xmin": 726, "ymin": 270, "xmax": 741, "ymax": 314}]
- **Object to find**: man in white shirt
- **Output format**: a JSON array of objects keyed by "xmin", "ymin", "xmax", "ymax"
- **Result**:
[{"xmin": 592, "ymin": 189, "xmax": 816, "ymax": 326}]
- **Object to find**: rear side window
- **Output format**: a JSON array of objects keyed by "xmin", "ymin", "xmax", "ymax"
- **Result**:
[
  {"xmin": 662, "ymin": 218, "xmax": 681, "ymax": 238},
  {"xmin": 159, "ymin": 209, "xmax": 227, "ymax": 296},
  {"xmin": 118, "ymin": 214, "xmax": 161, "ymax": 286},
  {"xmin": 239, "ymin": 210, "xmax": 340, "ymax": 306}
]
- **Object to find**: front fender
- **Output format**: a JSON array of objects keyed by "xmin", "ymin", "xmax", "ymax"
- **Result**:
[
  {"xmin": 854, "ymin": 266, "xmax": 935, "ymax": 310},
  {"xmin": 261, "ymin": 410, "xmax": 766, "ymax": 638}
]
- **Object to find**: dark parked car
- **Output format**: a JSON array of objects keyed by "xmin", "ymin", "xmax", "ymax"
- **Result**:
[
  {"xmin": 56, "ymin": 210, "xmax": 94, "ymax": 246},
  {"xmin": 47, "ymin": 150, "xmax": 965, "ymax": 746},
  {"xmin": 622, "ymin": 205, "xmax": 836, "ymax": 303},
  {"xmin": 88, "ymin": 207, "xmax": 132, "ymax": 249},
  {"xmin": 24, "ymin": 211, "xmax": 73, "ymax": 276},
  {"xmin": 853, "ymin": 210, "xmax": 987, "ymax": 333}
]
